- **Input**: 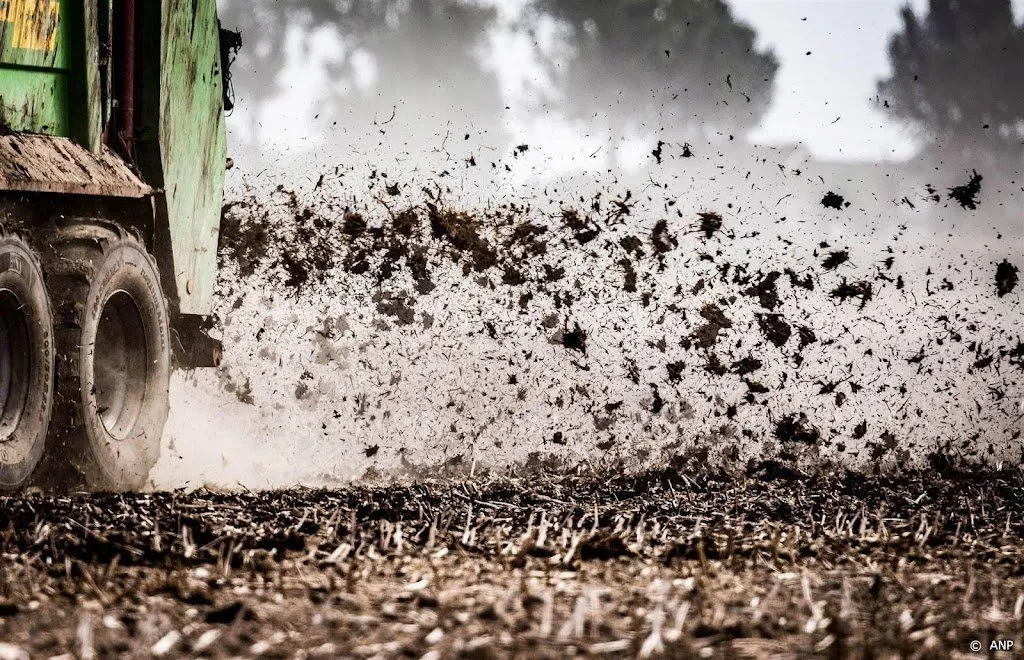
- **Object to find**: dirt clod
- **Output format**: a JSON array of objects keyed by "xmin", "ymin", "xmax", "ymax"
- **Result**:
[{"xmin": 995, "ymin": 259, "xmax": 1019, "ymax": 296}]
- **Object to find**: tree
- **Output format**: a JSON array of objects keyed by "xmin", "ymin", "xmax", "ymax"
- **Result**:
[
  {"xmin": 877, "ymin": 0, "xmax": 1024, "ymax": 171},
  {"xmin": 218, "ymin": 0, "xmax": 506, "ymax": 160},
  {"xmin": 528, "ymin": 0, "xmax": 778, "ymax": 149}
]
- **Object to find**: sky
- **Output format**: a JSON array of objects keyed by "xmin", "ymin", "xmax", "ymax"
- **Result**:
[
  {"xmin": 730, "ymin": 0, "xmax": 1024, "ymax": 161},
  {"xmin": 221, "ymin": 0, "xmax": 1024, "ymax": 172},
  {"xmin": 730, "ymin": 0, "xmax": 919, "ymax": 161}
]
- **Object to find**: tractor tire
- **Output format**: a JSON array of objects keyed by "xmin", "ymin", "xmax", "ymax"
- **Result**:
[
  {"xmin": 0, "ymin": 232, "xmax": 54, "ymax": 490},
  {"xmin": 38, "ymin": 222, "xmax": 169, "ymax": 491}
]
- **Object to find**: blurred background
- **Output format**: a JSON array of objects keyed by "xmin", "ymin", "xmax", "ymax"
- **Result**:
[{"xmin": 217, "ymin": 0, "xmax": 1023, "ymax": 220}]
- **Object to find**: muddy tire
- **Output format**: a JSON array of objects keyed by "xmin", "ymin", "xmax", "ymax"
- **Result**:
[
  {"xmin": 38, "ymin": 223, "xmax": 169, "ymax": 491},
  {"xmin": 0, "ymin": 232, "xmax": 54, "ymax": 490}
]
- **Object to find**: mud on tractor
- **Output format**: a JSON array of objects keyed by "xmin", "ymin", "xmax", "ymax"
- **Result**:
[{"xmin": 0, "ymin": 0, "xmax": 232, "ymax": 490}]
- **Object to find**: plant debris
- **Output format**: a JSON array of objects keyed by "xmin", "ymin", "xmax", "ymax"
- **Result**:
[
  {"xmin": 996, "ymin": 259, "xmax": 1019, "ymax": 297},
  {"xmin": 210, "ymin": 164, "xmax": 1020, "ymax": 484},
  {"xmin": 821, "ymin": 191, "xmax": 847, "ymax": 209},
  {"xmin": 0, "ymin": 468, "xmax": 1022, "ymax": 658},
  {"xmin": 948, "ymin": 170, "xmax": 983, "ymax": 209},
  {"xmin": 695, "ymin": 211, "xmax": 723, "ymax": 239}
]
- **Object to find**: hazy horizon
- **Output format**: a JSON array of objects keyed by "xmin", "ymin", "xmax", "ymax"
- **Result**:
[{"xmin": 218, "ymin": 0, "xmax": 1024, "ymax": 178}]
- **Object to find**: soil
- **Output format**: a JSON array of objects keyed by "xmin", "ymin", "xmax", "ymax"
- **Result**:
[
  {"xmin": 0, "ymin": 468, "xmax": 1022, "ymax": 659},
  {"xmin": 996, "ymin": 259, "xmax": 1019, "ymax": 297},
  {"xmin": 948, "ymin": 171, "xmax": 983, "ymax": 210}
]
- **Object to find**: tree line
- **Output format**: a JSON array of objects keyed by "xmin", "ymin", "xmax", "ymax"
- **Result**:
[{"xmin": 220, "ymin": 0, "xmax": 1023, "ymax": 171}]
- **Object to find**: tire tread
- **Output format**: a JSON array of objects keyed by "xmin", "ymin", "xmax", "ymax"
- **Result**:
[{"xmin": 36, "ymin": 221, "xmax": 166, "ymax": 491}]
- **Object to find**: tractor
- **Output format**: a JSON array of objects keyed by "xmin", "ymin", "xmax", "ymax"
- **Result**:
[{"xmin": 0, "ymin": 0, "xmax": 232, "ymax": 490}]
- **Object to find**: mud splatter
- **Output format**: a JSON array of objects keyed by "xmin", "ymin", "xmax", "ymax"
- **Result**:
[
  {"xmin": 756, "ymin": 313, "xmax": 791, "ymax": 348},
  {"xmin": 821, "ymin": 250, "xmax": 850, "ymax": 271},
  {"xmin": 561, "ymin": 323, "xmax": 587, "ymax": 355},
  {"xmin": 694, "ymin": 304, "xmax": 733, "ymax": 348},
  {"xmin": 193, "ymin": 156, "xmax": 1022, "ymax": 489},
  {"xmin": 775, "ymin": 413, "xmax": 820, "ymax": 445},
  {"xmin": 996, "ymin": 259, "xmax": 1019, "ymax": 297},
  {"xmin": 695, "ymin": 211, "xmax": 723, "ymax": 239},
  {"xmin": 948, "ymin": 170, "xmax": 982, "ymax": 210},
  {"xmin": 743, "ymin": 271, "xmax": 781, "ymax": 310},
  {"xmin": 821, "ymin": 191, "xmax": 848, "ymax": 210},
  {"xmin": 830, "ymin": 279, "xmax": 873, "ymax": 309},
  {"xmin": 651, "ymin": 140, "xmax": 665, "ymax": 164}
]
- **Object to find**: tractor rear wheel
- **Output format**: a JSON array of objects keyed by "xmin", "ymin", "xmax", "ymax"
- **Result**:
[
  {"xmin": 38, "ymin": 222, "xmax": 170, "ymax": 491},
  {"xmin": 0, "ymin": 232, "xmax": 54, "ymax": 490}
]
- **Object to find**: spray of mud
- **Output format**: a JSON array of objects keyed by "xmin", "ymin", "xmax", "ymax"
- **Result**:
[{"xmin": 151, "ymin": 145, "xmax": 1022, "ymax": 490}]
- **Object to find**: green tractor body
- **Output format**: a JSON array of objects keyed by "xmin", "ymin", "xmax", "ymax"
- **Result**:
[
  {"xmin": 0, "ymin": 0, "xmax": 231, "ymax": 490},
  {"xmin": 0, "ymin": 0, "xmax": 227, "ymax": 315}
]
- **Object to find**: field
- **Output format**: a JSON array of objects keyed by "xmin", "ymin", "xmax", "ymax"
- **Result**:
[{"xmin": 0, "ymin": 467, "xmax": 1021, "ymax": 659}]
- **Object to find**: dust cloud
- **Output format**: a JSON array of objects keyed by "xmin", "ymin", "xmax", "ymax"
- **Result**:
[
  {"xmin": 151, "ymin": 0, "xmax": 1023, "ymax": 490},
  {"xmin": 152, "ymin": 150, "xmax": 1022, "ymax": 489}
]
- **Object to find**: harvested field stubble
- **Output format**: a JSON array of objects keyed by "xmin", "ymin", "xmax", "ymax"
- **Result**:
[{"xmin": 0, "ymin": 469, "xmax": 1022, "ymax": 658}]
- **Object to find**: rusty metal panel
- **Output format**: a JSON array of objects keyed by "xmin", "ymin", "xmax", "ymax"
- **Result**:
[{"xmin": 0, "ymin": 133, "xmax": 150, "ymax": 197}]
